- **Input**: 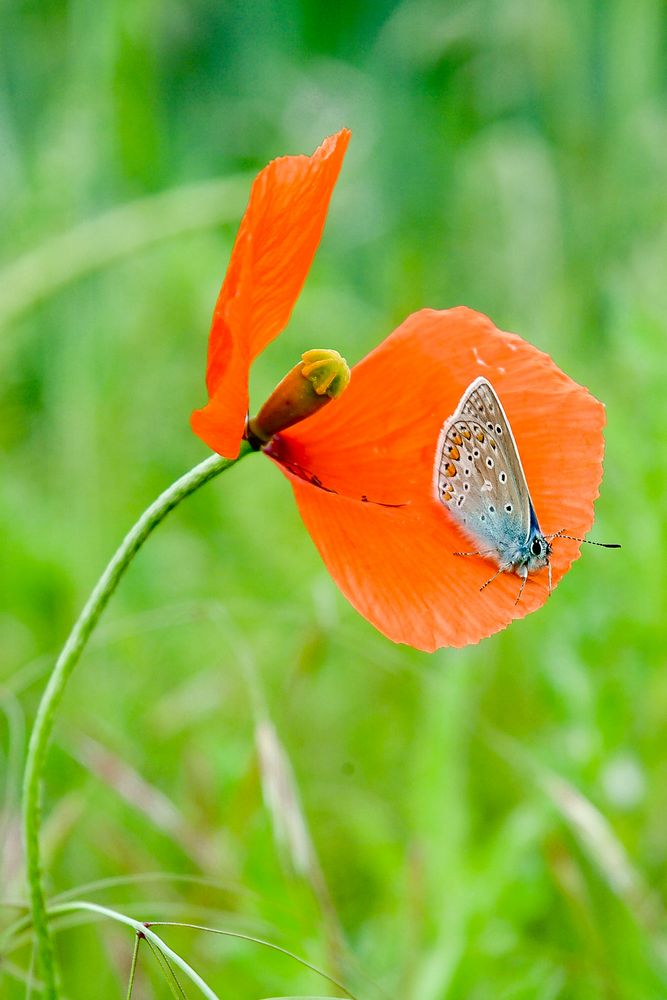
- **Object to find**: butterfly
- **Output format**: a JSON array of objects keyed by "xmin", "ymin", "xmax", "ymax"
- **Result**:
[{"xmin": 434, "ymin": 376, "xmax": 619, "ymax": 603}]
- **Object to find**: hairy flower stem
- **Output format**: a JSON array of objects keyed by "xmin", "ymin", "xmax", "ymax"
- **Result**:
[{"xmin": 22, "ymin": 444, "xmax": 253, "ymax": 997}]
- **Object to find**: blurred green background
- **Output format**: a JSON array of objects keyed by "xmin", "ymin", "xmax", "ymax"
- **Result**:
[{"xmin": 1, "ymin": 0, "xmax": 666, "ymax": 997}]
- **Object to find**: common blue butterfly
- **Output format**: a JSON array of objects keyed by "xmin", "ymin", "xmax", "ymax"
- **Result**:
[{"xmin": 434, "ymin": 377, "xmax": 618, "ymax": 602}]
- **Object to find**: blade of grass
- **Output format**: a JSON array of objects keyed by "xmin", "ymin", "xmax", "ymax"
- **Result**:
[
  {"xmin": 26, "ymin": 942, "xmax": 36, "ymax": 1000},
  {"xmin": 144, "ymin": 934, "xmax": 189, "ymax": 999},
  {"xmin": 125, "ymin": 932, "xmax": 142, "ymax": 1000},
  {"xmin": 52, "ymin": 871, "xmax": 250, "ymax": 902},
  {"xmin": 69, "ymin": 735, "xmax": 215, "ymax": 870},
  {"xmin": 145, "ymin": 921, "xmax": 360, "ymax": 1000},
  {"xmin": 46, "ymin": 901, "xmax": 219, "ymax": 999},
  {"xmin": 0, "ymin": 953, "xmax": 52, "ymax": 998},
  {"xmin": 482, "ymin": 724, "xmax": 667, "ymax": 944},
  {"xmin": 0, "ymin": 176, "xmax": 249, "ymax": 331},
  {"xmin": 207, "ymin": 606, "xmax": 347, "ymax": 977},
  {"xmin": 0, "ymin": 690, "xmax": 26, "ymax": 892}
]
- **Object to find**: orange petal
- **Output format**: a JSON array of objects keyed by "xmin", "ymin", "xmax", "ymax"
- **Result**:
[
  {"xmin": 268, "ymin": 307, "xmax": 606, "ymax": 650},
  {"xmin": 191, "ymin": 129, "xmax": 351, "ymax": 458}
]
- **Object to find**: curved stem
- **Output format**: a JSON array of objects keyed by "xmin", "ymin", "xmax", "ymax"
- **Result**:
[
  {"xmin": 48, "ymin": 902, "xmax": 220, "ymax": 999},
  {"xmin": 22, "ymin": 444, "xmax": 253, "ymax": 997}
]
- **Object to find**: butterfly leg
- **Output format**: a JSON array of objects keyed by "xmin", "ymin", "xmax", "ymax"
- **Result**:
[
  {"xmin": 547, "ymin": 560, "xmax": 552, "ymax": 596},
  {"xmin": 454, "ymin": 549, "xmax": 495, "ymax": 558},
  {"xmin": 480, "ymin": 566, "xmax": 504, "ymax": 592},
  {"xmin": 514, "ymin": 568, "xmax": 528, "ymax": 605}
]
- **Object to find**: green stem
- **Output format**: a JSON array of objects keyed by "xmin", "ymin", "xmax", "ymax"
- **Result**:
[
  {"xmin": 49, "ymin": 901, "xmax": 220, "ymax": 999},
  {"xmin": 21, "ymin": 444, "xmax": 253, "ymax": 997},
  {"xmin": 125, "ymin": 931, "xmax": 142, "ymax": 1000}
]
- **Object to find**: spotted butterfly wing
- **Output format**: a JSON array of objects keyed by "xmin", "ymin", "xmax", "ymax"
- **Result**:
[{"xmin": 434, "ymin": 377, "xmax": 535, "ymax": 565}]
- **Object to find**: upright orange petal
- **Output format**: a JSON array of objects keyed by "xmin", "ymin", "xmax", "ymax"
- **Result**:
[
  {"xmin": 268, "ymin": 308, "xmax": 606, "ymax": 649},
  {"xmin": 191, "ymin": 129, "xmax": 350, "ymax": 458}
]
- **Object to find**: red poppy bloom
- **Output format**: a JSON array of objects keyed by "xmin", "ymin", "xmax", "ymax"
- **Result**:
[{"xmin": 192, "ymin": 131, "xmax": 606, "ymax": 652}]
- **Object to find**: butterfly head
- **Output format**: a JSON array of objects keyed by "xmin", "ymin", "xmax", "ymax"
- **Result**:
[
  {"xmin": 525, "ymin": 533, "xmax": 551, "ymax": 573},
  {"xmin": 505, "ymin": 530, "xmax": 553, "ymax": 604}
]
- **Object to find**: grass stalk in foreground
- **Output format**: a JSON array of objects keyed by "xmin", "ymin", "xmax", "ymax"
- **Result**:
[
  {"xmin": 2, "ymin": 903, "xmax": 360, "ymax": 1000},
  {"xmin": 21, "ymin": 444, "xmax": 253, "ymax": 998},
  {"xmin": 125, "ymin": 932, "xmax": 142, "ymax": 1000},
  {"xmin": 49, "ymin": 902, "xmax": 219, "ymax": 999}
]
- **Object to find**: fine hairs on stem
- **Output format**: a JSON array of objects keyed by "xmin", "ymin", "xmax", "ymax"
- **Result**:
[{"xmin": 20, "ymin": 444, "xmax": 253, "ymax": 997}]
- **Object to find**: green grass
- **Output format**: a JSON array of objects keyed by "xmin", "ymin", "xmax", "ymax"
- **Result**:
[{"xmin": 1, "ymin": 0, "xmax": 666, "ymax": 996}]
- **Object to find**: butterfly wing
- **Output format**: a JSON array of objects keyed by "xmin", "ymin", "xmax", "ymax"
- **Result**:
[{"xmin": 434, "ymin": 377, "xmax": 533, "ymax": 563}]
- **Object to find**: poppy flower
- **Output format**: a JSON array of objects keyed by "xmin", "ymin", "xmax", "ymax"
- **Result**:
[{"xmin": 192, "ymin": 131, "xmax": 606, "ymax": 652}]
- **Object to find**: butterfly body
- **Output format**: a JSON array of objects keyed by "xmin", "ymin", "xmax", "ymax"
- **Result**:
[{"xmin": 434, "ymin": 377, "xmax": 552, "ymax": 594}]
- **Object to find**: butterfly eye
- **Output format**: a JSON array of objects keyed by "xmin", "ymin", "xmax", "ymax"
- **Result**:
[{"xmin": 531, "ymin": 538, "xmax": 543, "ymax": 556}]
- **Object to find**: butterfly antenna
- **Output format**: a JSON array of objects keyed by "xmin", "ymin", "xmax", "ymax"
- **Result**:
[
  {"xmin": 560, "ymin": 535, "xmax": 620, "ymax": 548},
  {"xmin": 546, "ymin": 528, "xmax": 620, "ymax": 548}
]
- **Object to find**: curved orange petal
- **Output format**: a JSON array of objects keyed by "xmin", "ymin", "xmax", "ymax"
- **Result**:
[
  {"xmin": 191, "ymin": 128, "xmax": 351, "ymax": 458},
  {"xmin": 267, "ymin": 308, "xmax": 606, "ymax": 650}
]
